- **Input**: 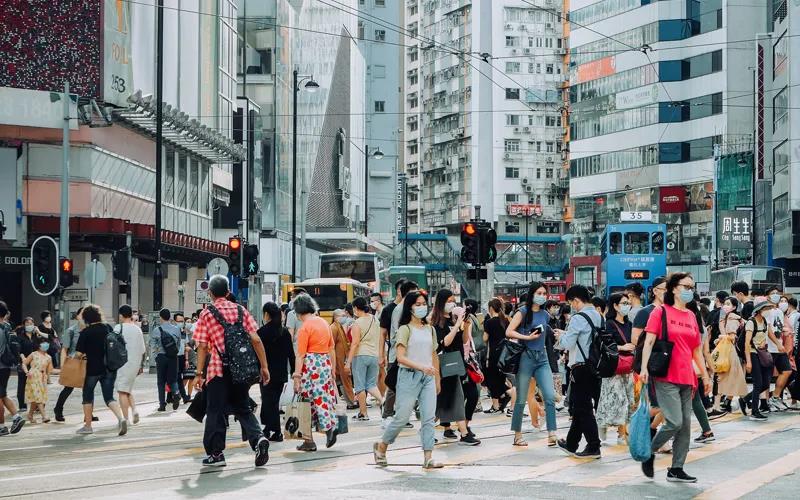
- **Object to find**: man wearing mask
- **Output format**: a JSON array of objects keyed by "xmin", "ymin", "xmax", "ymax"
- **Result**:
[
  {"xmin": 765, "ymin": 288, "xmax": 792, "ymax": 412},
  {"xmin": 731, "ymin": 281, "xmax": 754, "ymax": 320},
  {"xmin": 53, "ymin": 308, "xmax": 98, "ymax": 422},
  {"xmin": 173, "ymin": 313, "xmax": 191, "ymax": 404},
  {"xmin": 0, "ymin": 301, "xmax": 25, "ymax": 436},
  {"xmin": 150, "ymin": 309, "xmax": 182, "ymax": 411}
]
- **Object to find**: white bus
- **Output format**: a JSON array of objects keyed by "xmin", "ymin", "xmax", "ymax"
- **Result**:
[
  {"xmin": 318, "ymin": 251, "xmax": 382, "ymax": 292},
  {"xmin": 709, "ymin": 265, "xmax": 785, "ymax": 297}
]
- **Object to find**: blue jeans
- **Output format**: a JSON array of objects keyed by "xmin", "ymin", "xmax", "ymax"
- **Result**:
[
  {"xmin": 156, "ymin": 354, "xmax": 181, "ymax": 407},
  {"xmin": 352, "ymin": 355, "xmax": 379, "ymax": 394},
  {"xmin": 511, "ymin": 349, "xmax": 557, "ymax": 432},
  {"xmin": 381, "ymin": 368, "xmax": 436, "ymax": 451}
]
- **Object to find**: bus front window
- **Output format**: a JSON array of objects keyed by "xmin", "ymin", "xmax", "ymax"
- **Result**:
[
  {"xmin": 610, "ymin": 232, "xmax": 622, "ymax": 254},
  {"xmin": 624, "ymin": 232, "xmax": 649, "ymax": 254}
]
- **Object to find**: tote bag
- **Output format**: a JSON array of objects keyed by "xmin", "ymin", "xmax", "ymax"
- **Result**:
[
  {"xmin": 438, "ymin": 350, "xmax": 466, "ymax": 378},
  {"xmin": 58, "ymin": 355, "xmax": 86, "ymax": 388},
  {"xmin": 284, "ymin": 397, "xmax": 313, "ymax": 440},
  {"xmin": 628, "ymin": 384, "xmax": 652, "ymax": 462}
]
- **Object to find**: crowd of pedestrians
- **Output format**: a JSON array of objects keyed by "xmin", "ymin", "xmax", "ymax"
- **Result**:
[{"xmin": 1, "ymin": 271, "xmax": 799, "ymax": 481}]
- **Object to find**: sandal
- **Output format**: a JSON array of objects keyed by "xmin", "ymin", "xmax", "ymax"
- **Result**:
[
  {"xmin": 373, "ymin": 442, "xmax": 388, "ymax": 466},
  {"xmin": 513, "ymin": 436, "xmax": 528, "ymax": 447},
  {"xmin": 423, "ymin": 458, "xmax": 444, "ymax": 469}
]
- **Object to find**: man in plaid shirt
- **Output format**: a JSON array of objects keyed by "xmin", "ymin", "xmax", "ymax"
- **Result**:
[{"xmin": 193, "ymin": 275, "xmax": 271, "ymax": 467}]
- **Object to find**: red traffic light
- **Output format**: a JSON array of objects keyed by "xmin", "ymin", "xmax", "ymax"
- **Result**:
[
  {"xmin": 229, "ymin": 237, "xmax": 242, "ymax": 250},
  {"xmin": 463, "ymin": 223, "xmax": 477, "ymax": 236},
  {"xmin": 60, "ymin": 258, "xmax": 73, "ymax": 272}
]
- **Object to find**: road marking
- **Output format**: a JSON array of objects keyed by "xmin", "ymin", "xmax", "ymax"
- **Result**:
[
  {"xmin": 694, "ymin": 448, "xmax": 800, "ymax": 500},
  {"xmin": 0, "ymin": 444, "xmax": 54, "ymax": 452},
  {"xmin": 0, "ymin": 458, "xmax": 196, "ymax": 483},
  {"xmin": 574, "ymin": 414, "xmax": 800, "ymax": 488}
]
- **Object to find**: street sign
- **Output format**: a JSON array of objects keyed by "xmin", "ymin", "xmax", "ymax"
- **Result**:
[
  {"xmin": 718, "ymin": 210, "xmax": 752, "ymax": 249},
  {"xmin": 85, "ymin": 260, "xmax": 107, "ymax": 289},
  {"xmin": 207, "ymin": 257, "xmax": 229, "ymax": 277},
  {"xmin": 62, "ymin": 288, "xmax": 89, "ymax": 302},
  {"xmin": 195, "ymin": 279, "xmax": 212, "ymax": 305},
  {"xmin": 620, "ymin": 211, "xmax": 653, "ymax": 222}
]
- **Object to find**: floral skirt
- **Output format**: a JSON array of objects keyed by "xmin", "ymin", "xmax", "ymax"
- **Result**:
[
  {"xmin": 300, "ymin": 353, "xmax": 337, "ymax": 432},
  {"xmin": 596, "ymin": 373, "xmax": 634, "ymax": 428}
]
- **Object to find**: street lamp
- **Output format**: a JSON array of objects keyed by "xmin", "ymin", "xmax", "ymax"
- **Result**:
[
  {"xmin": 292, "ymin": 69, "xmax": 319, "ymax": 283},
  {"xmin": 363, "ymin": 145, "xmax": 384, "ymax": 250}
]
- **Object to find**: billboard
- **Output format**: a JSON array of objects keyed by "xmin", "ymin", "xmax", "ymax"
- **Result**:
[
  {"xmin": 103, "ymin": 0, "xmax": 133, "ymax": 106},
  {"xmin": 718, "ymin": 210, "xmax": 752, "ymax": 249},
  {"xmin": 575, "ymin": 56, "xmax": 616, "ymax": 84},
  {"xmin": 659, "ymin": 186, "xmax": 687, "ymax": 213}
]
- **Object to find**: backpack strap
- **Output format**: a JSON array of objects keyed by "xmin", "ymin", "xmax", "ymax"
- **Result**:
[
  {"xmin": 573, "ymin": 312, "xmax": 597, "ymax": 364},
  {"xmin": 207, "ymin": 305, "xmax": 231, "ymax": 328},
  {"xmin": 660, "ymin": 305, "xmax": 668, "ymax": 343}
]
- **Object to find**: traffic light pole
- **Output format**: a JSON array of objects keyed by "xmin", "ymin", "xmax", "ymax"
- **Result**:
[
  {"xmin": 153, "ymin": 0, "xmax": 164, "ymax": 311},
  {"xmin": 60, "ymin": 81, "xmax": 70, "ymax": 329}
]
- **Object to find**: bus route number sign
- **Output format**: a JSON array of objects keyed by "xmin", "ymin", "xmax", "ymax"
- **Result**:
[
  {"xmin": 624, "ymin": 270, "xmax": 650, "ymax": 280},
  {"xmin": 620, "ymin": 211, "xmax": 653, "ymax": 222}
]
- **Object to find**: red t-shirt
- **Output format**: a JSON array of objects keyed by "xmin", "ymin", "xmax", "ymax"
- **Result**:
[{"xmin": 645, "ymin": 304, "xmax": 701, "ymax": 387}]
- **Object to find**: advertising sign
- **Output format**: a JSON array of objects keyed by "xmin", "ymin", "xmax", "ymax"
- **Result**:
[
  {"xmin": 507, "ymin": 204, "xmax": 542, "ymax": 217},
  {"xmin": 718, "ymin": 210, "xmax": 752, "ymax": 249},
  {"xmin": 104, "ymin": 0, "xmax": 133, "ymax": 106},
  {"xmin": 616, "ymin": 85, "xmax": 660, "ymax": 110},
  {"xmin": 659, "ymin": 186, "xmax": 687, "ymax": 213},
  {"xmin": 575, "ymin": 56, "xmax": 616, "ymax": 84}
]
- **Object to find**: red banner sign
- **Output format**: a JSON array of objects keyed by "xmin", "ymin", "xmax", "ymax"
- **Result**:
[{"xmin": 659, "ymin": 186, "xmax": 687, "ymax": 213}]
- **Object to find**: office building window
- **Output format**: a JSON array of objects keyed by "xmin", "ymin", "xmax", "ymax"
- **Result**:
[
  {"xmin": 505, "ymin": 167, "xmax": 520, "ymax": 178},
  {"xmin": 358, "ymin": 21, "xmax": 365, "ymax": 40},
  {"xmin": 536, "ymin": 168, "xmax": 541, "ymax": 179},
  {"xmin": 375, "ymin": 101, "xmax": 385, "ymax": 112},
  {"xmin": 505, "ymin": 88, "xmax": 520, "ymax": 100},
  {"xmin": 774, "ymin": 87, "xmax": 788, "ymax": 132},
  {"xmin": 505, "ymin": 221, "xmax": 521, "ymax": 233},
  {"xmin": 506, "ymin": 194, "xmax": 519, "ymax": 203},
  {"xmin": 505, "ymin": 139, "xmax": 521, "ymax": 152},
  {"xmin": 506, "ymin": 114, "xmax": 520, "ymax": 126},
  {"xmin": 373, "ymin": 65, "xmax": 386, "ymax": 78},
  {"xmin": 546, "ymin": 168, "xmax": 553, "ymax": 179},
  {"xmin": 375, "ymin": 0, "xmax": 385, "ymax": 6},
  {"xmin": 506, "ymin": 62, "xmax": 521, "ymax": 73}
]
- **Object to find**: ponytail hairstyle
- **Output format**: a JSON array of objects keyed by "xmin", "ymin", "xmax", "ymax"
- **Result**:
[{"xmin": 488, "ymin": 297, "xmax": 508, "ymax": 327}]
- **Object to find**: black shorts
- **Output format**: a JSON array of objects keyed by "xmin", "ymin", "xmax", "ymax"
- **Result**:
[
  {"xmin": 772, "ymin": 353, "xmax": 792, "ymax": 373},
  {"xmin": 0, "ymin": 368, "xmax": 10, "ymax": 399}
]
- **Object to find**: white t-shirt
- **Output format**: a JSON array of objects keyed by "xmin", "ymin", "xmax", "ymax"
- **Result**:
[{"xmin": 765, "ymin": 308, "xmax": 784, "ymax": 353}]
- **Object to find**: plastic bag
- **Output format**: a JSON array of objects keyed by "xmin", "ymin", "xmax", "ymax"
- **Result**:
[
  {"xmin": 711, "ymin": 337, "xmax": 732, "ymax": 374},
  {"xmin": 628, "ymin": 383, "xmax": 652, "ymax": 462}
]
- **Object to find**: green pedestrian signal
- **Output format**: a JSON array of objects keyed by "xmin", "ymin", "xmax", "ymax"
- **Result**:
[
  {"xmin": 243, "ymin": 244, "xmax": 259, "ymax": 277},
  {"xmin": 30, "ymin": 236, "xmax": 59, "ymax": 296}
]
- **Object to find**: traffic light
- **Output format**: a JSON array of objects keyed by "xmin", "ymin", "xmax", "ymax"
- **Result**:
[
  {"xmin": 460, "ymin": 222, "xmax": 479, "ymax": 265},
  {"xmin": 243, "ymin": 244, "xmax": 259, "ymax": 277},
  {"xmin": 59, "ymin": 257, "xmax": 74, "ymax": 288},
  {"xmin": 480, "ymin": 226, "xmax": 498, "ymax": 264},
  {"xmin": 112, "ymin": 249, "xmax": 130, "ymax": 282},
  {"xmin": 228, "ymin": 236, "xmax": 242, "ymax": 276},
  {"xmin": 30, "ymin": 236, "xmax": 59, "ymax": 296}
]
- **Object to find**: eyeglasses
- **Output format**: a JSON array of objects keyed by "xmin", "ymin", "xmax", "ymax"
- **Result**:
[
  {"xmin": 653, "ymin": 285, "xmax": 667, "ymax": 292},
  {"xmin": 678, "ymin": 283, "xmax": 695, "ymax": 291}
]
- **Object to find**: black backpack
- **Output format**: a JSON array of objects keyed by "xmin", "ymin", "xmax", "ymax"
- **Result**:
[
  {"xmin": 574, "ymin": 312, "xmax": 619, "ymax": 378},
  {"xmin": 105, "ymin": 325, "xmax": 128, "ymax": 371},
  {"xmin": 0, "ymin": 326, "xmax": 19, "ymax": 367},
  {"xmin": 207, "ymin": 305, "xmax": 260, "ymax": 385},
  {"xmin": 159, "ymin": 326, "xmax": 179, "ymax": 358},
  {"xmin": 736, "ymin": 319, "xmax": 762, "ymax": 358}
]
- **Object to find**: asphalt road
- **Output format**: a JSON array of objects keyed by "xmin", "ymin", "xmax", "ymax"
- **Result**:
[{"xmin": 2, "ymin": 373, "xmax": 799, "ymax": 499}]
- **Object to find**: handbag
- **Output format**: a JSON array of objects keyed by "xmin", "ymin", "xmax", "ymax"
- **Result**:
[
  {"xmin": 186, "ymin": 390, "xmax": 207, "ymax": 423},
  {"xmin": 497, "ymin": 339, "xmax": 525, "ymax": 374},
  {"xmin": 384, "ymin": 362, "xmax": 399, "ymax": 392},
  {"xmin": 710, "ymin": 337, "xmax": 732, "ymax": 373},
  {"xmin": 438, "ymin": 350, "xmax": 466, "ymax": 378},
  {"xmin": 58, "ymin": 355, "xmax": 86, "ymax": 388},
  {"xmin": 609, "ymin": 322, "xmax": 633, "ymax": 375},
  {"xmin": 465, "ymin": 341, "xmax": 484, "ymax": 384},
  {"xmin": 278, "ymin": 381, "xmax": 295, "ymax": 407},
  {"xmin": 756, "ymin": 348, "xmax": 774, "ymax": 369},
  {"xmin": 628, "ymin": 383, "xmax": 652, "ymax": 462},
  {"xmin": 647, "ymin": 306, "xmax": 674, "ymax": 378},
  {"xmin": 284, "ymin": 396, "xmax": 313, "ymax": 440},
  {"xmin": 335, "ymin": 401, "xmax": 349, "ymax": 435}
]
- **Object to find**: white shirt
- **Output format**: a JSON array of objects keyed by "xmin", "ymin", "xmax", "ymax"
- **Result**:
[
  {"xmin": 765, "ymin": 308, "xmax": 784, "ymax": 353},
  {"xmin": 118, "ymin": 322, "xmax": 146, "ymax": 368}
]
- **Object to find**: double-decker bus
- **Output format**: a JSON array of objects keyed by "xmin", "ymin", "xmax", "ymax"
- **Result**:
[
  {"xmin": 709, "ymin": 265, "xmax": 785, "ymax": 298},
  {"xmin": 601, "ymin": 223, "xmax": 667, "ymax": 300},
  {"xmin": 544, "ymin": 279, "xmax": 567, "ymax": 302},
  {"xmin": 379, "ymin": 266, "xmax": 428, "ymax": 298},
  {"xmin": 281, "ymin": 278, "xmax": 372, "ymax": 323},
  {"xmin": 494, "ymin": 280, "xmax": 566, "ymax": 306},
  {"xmin": 319, "ymin": 251, "xmax": 382, "ymax": 292}
]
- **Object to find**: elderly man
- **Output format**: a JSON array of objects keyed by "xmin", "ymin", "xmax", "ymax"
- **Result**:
[{"xmin": 331, "ymin": 309, "xmax": 357, "ymax": 408}]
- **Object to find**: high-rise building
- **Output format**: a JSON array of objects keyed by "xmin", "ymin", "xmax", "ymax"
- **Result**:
[
  {"xmin": 403, "ymin": 0, "xmax": 568, "ymax": 280},
  {"xmin": 566, "ymin": 0, "xmax": 764, "ymax": 289}
]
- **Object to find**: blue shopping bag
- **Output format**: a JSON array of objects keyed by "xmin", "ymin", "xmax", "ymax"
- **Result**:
[{"xmin": 628, "ymin": 383, "xmax": 652, "ymax": 462}]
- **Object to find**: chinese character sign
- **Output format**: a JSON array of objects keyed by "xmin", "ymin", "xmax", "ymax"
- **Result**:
[{"xmin": 718, "ymin": 210, "xmax": 752, "ymax": 249}]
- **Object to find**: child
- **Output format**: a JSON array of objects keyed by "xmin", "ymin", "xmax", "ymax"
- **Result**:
[{"xmin": 23, "ymin": 338, "xmax": 53, "ymax": 423}]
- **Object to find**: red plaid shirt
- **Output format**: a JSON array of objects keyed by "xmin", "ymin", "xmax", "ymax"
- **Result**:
[{"xmin": 193, "ymin": 298, "xmax": 259, "ymax": 382}]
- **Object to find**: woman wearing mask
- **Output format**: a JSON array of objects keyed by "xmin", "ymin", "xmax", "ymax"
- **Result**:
[
  {"xmin": 21, "ymin": 337, "xmax": 53, "ymax": 423},
  {"xmin": 37, "ymin": 311, "xmax": 60, "ymax": 370},
  {"xmin": 708, "ymin": 297, "xmax": 747, "ymax": 416},
  {"xmin": 257, "ymin": 302, "xmax": 295, "ymax": 441},
  {"xmin": 373, "ymin": 290, "xmax": 444, "ymax": 469},
  {"xmin": 482, "ymin": 298, "xmax": 515, "ymax": 414},
  {"xmin": 345, "ymin": 297, "xmax": 384, "ymax": 421},
  {"xmin": 596, "ymin": 293, "xmax": 635, "ymax": 445},
  {"xmin": 741, "ymin": 298, "xmax": 785, "ymax": 420},
  {"xmin": 686, "ymin": 299, "xmax": 715, "ymax": 444},
  {"xmin": 431, "ymin": 289, "xmax": 480, "ymax": 445},
  {"xmin": 506, "ymin": 282, "xmax": 558, "ymax": 448},
  {"xmin": 330, "ymin": 309, "xmax": 356, "ymax": 409},
  {"xmin": 640, "ymin": 273, "xmax": 711, "ymax": 483},
  {"xmin": 14, "ymin": 318, "xmax": 43, "ymax": 411},
  {"xmin": 460, "ymin": 300, "xmax": 482, "ymax": 429}
]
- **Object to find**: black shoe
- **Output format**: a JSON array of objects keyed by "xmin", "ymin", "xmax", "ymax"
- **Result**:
[
  {"xmin": 9, "ymin": 416, "xmax": 25, "ymax": 434},
  {"xmin": 268, "ymin": 431, "xmax": 284, "ymax": 443},
  {"xmin": 642, "ymin": 454, "xmax": 655, "ymax": 478},
  {"xmin": 576, "ymin": 448, "xmax": 601, "ymax": 459},
  {"xmin": 484, "ymin": 407, "xmax": 501, "ymax": 414},
  {"xmin": 749, "ymin": 411, "xmax": 768, "ymax": 421},
  {"xmin": 706, "ymin": 409, "xmax": 727, "ymax": 420},
  {"xmin": 254, "ymin": 437, "xmax": 270, "ymax": 467},
  {"xmin": 738, "ymin": 398, "xmax": 748, "ymax": 416},
  {"xmin": 91, "ymin": 416, "xmax": 99, "ymax": 422},
  {"xmin": 166, "ymin": 394, "xmax": 173, "ymax": 404},
  {"xmin": 466, "ymin": 426, "xmax": 475, "ymax": 439},
  {"xmin": 667, "ymin": 468, "xmax": 697, "ymax": 483},
  {"xmin": 54, "ymin": 413, "xmax": 65, "ymax": 423},
  {"xmin": 202, "ymin": 453, "xmax": 226, "ymax": 467},
  {"xmin": 556, "ymin": 439, "xmax": 577, "ymax": 457},
  {"xmin": 172, "ymin": 397, "xmax": 181, "ymax": 411},
  {"xmin": 459, "ymin": 434, "xmax": 481, "ymax": 446},
  {"xmin": 346, "ymin": 403, "xmax": 359, "ymax": 410},
  {"xmin": 183, "ymin": 398, "xmax": 192, "ymax": 404},
  {"xmin": 157, "ymin": 405, "xmax": 166, "ymax": 412},
  {"xmin": 694, "ymin": 432, "xmax": 715, "ymax": 443},
  {"xmin": 443, "ymin": 429, "xmax": 457, "ymax": 440},
  {"xmin": 325, "ymin": 428, "xmax": 338, "ymax": 449},
  {"xmin": 498, "ymin": 394, "xmax": 511, "ymax": 411},
  {"xmin": 721, "ymin": 399, "xmax": 733, "ymax": 413},
  {"xmin": 296, "ymin": 441, "xmax": 317, "ymax": 452}
]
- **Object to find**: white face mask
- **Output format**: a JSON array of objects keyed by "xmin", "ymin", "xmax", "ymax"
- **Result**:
[
  {"xmin": 619, "ymin": 304, "xmax": 632, "ymax": 316},
  {"xmin": 778, "ymin": 302, "xmax": 789, "ymax": 312},
  {"xmin": 413, "ymin": 306, "xmax": 428, "ymax": 319},
  {"xmin": 444, "ymin": 302, "xmax": 455, "ymax": 314}
]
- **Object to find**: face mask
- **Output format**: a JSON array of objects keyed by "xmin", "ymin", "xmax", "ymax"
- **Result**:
[
  {"xmin": 533, "ymin": 295, "xmax": 547, "ymax": 306},
  {"xmin": 39, "ymin": 342, "xmax": 50, "ymax": 351},
  {"xmin": 620, "ymin": 304, "xmax": 632, "ymax": 316},
  {"xmin": 180, "ymin": 322, "xmax": 186, "ymax": 329},
  {"xmin": 736, "ymin": 302, "xmax": 743, "ymax": 312},
  {"xmin": 413, "ymin": 306, "xmax": 428, "ymax": 319},
  {"xmin": 371, "ymin": 301, "xmax": 381, "ymax": 310},
  {"xmin": 338, "ymin": 317, "xmax": 350, "ymax": 326},
  {"xmin": 721, "ymin": 305, "xmax": 733, "ymax": 314},
  {"xmin": 549, "ymin": 307, "xmax": 560, "ymax": 317},
  {"xmin": 444, "ymin": 302, "xmax": 455, "ymax": 314},
  {"xmin": 679, "ymin": 290, "xmax": 694, "ymax": 304},
  {"xmin": 25, "ymin": 325, "xmax": 34, "ymax": 333},
  {"xmin": 769, "ymin": 294, "xmax": 781, "ymax": 304},
  {"xmin": 778, "ymin": 302, "xmax": 789, "ymax": 312}
]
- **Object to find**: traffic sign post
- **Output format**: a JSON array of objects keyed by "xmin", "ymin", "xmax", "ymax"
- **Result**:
[
  {"xmin": 207, "ymin": 257, "xmax": 230, "ymax": 278},
  {"xmin": 195, "ymin": 279, "xmax": 212, "ymax": 305}
]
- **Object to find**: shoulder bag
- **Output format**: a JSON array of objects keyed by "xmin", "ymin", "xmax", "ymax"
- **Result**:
[
  {"xmin": 497, "ymin": 339, "xmax": 526, "ymax": 374},
  {"xmin": 647, "ymin": 306, "xmax": 674, "ymax": 378},
  {"xmin": 610, "ymin": 322, "xmax": 634, "ymax": 375}
]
